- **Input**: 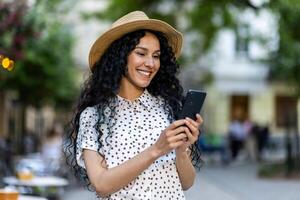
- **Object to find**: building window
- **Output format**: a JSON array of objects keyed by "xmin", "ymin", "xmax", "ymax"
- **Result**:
[
  {"xmin": 275, "ymin": 96, "xmax": 297, "ymax": 127},
  {"xmin": 235, "ymin": 24, "xmax": 250, "ymax": 57}
]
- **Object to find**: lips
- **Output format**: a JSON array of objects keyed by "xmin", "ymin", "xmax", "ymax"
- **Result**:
[{"xmin": 137, "ymin": 69, "xmax": 151, "ymax": 77}]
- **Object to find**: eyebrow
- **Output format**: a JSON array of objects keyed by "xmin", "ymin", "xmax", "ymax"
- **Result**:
[{"xmin": 135, "ymin": 46, "xmax": 160, "ymax": 53}]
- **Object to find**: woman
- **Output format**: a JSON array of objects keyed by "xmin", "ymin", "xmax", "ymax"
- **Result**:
[{"xmin": 65, "ymin": 11, "xmax": 203, "ymax": 199}]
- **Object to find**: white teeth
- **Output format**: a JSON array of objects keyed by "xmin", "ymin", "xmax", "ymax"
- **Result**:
[{"xmin": 137, "ymin": 70, "xmax": 150, "ymax": 76}]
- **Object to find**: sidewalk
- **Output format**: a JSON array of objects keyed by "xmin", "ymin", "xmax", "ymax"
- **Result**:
[
  {"xmin": 186, "ymin": 162, "xmax": 300, "ymax": 200},
  {"xmin": 62, "ymin": 162, "xmax": 300, "ymax": 200}
]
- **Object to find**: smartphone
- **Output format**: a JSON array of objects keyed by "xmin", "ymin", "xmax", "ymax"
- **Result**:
[{"xmin": 179, "ymin": 90, "xmax": 206, "ymax": 120}]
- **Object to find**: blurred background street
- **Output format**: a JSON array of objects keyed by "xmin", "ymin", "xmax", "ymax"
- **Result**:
[
  {"xmin": 1, "ymin": 0, "xmax": 300, "ymax": 199},
  {"xmin": 190, "ymin": 162, "xmax": 300, "ymax": 200},
  {"xmin": 62, "ymin": 161, "xmax": 300, "ymax": 200}
]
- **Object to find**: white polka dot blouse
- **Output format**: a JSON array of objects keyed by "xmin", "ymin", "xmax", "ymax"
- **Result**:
[{"xmin": 76, "ymin": 90, "xmax": 186, "ymax": 200}]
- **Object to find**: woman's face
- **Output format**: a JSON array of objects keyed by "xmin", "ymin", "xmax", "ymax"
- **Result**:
[{"xmin": 121, "ymin": 32, "xmax": 161, "ymax": 92}]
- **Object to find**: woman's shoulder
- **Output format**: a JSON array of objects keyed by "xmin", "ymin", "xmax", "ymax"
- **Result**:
[
  {"xmin": 81, "ymin": 105, "xmax": 98, "ymax": 114},
  {"xmin": 80, "ymin": 105, "xmax": 99, "ymax": 121}
]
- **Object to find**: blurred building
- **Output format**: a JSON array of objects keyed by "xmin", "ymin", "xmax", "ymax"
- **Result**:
[
  {"xmin": 0, "ymin": 0, "xmax": 108, "ymax": 146},
  {"xmin": 0, "ymin": 91, "xmax": 24, "ymax": 140},
  {"xmin": 0, "ymin": 90, "xmax": 56, "ymax": 148},
  {"xmin": 181, "ymin": 7, "xmax": 300, "ymax": 136}
]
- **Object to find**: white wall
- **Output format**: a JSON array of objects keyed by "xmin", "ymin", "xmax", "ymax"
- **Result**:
[{"xmin": 250, "ymin": 89, "xmax": 274, "ymax": 127}]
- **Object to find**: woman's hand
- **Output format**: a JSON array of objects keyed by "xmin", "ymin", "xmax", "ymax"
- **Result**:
[
  {"xmin": 176, "ymin": 114, "xmax": 203, "ymax": 155},
  {"xmin": 152, "ymin": 119, "xmax": 189, "ymax": 157}
]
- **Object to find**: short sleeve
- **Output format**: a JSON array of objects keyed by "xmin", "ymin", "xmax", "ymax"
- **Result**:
[{"xmin": 76, "ymin": 106, "xmax": 102, "ymax": 169}]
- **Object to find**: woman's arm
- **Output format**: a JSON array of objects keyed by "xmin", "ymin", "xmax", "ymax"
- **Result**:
[
  {"xmin": 83, "ymin": 146, "xmax": 159, "ymax": 197},
  {"xmin": 175, "ymin": 114, "xmax": 203, "ymax": 190},
  {"xmin": 175, "ymin": 149, "xmax": 195, "ymax": 190},
  {"xmin": 83, "ymin": 119, "xmax": 188, "ymax": 198}
]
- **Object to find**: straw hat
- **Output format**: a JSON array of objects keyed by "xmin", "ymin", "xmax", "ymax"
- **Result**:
[{"xmin": 88, "ymin": 11, "xmax": 183, "ymax": 70}]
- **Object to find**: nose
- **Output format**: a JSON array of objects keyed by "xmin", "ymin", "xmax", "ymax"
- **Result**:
[{"xmin": 144, "ymin": 56, "xmax": 155, "ymax": 68}]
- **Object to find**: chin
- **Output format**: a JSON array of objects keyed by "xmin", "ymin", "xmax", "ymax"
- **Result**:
[
  {"xmin": 138, "ymin": 83, "xmax": 150, "ymax": 89},
  {"xmin": 136, "ymin": 79, "xmax": 152, "ymax": 88}
]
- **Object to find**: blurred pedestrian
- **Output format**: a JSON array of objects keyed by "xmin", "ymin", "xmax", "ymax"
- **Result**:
[
  {"xmin": 258, "ymin": 125, "xmax": 270, "ymax": 155},
  {"xmin": 228, "ymin": 108, "xmax": 248, "ymax": 161},
  {"xmin": 41, "ymin": 126, "xmax": 63, "ymax": 174},
  {"xmin": 251, "ymin": 124, "xmax": 270, "ymax": 161},
  {"xmin": 23, "ymin": 131, "xmax": 40, "ymax": 154},
  {"xmin": 0, "ymin": 137, "xmax": 14, "ymax": 176},
  {"xmin": 65, "ymin": 11, "xmax": 203, "ymax": 200}
]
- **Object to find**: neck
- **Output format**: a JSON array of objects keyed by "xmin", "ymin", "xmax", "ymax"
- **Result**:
[{"xmin": 118, "ymin": 78, "xmax": 144, "ymax": 101}]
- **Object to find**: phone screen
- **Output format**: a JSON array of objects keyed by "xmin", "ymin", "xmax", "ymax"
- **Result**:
[{"xmin": 179, "ymin": 90, "xmax": 206, "ymax": 120}]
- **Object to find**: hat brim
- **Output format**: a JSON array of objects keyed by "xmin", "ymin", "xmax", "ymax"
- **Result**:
[{"xmin": 88, "ymin": 19, "xmax": 183, "ymax": 70}]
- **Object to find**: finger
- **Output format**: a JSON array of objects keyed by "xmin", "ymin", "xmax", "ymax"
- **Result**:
[
  {"xmin": 185, "ymin": 120, "xmax": 199, "ymax": 137},
  {"xmin": 195, "ymin": 114, "xmax": 203, "ymax": 125},
  {"xmin": 169, "ymin": 133, "xmax": 188, "ymax": 143},
  {"xmin": 165, "ymin": 119, "xmax": 186, "ymax": 131},
  {"xmin": 170, "ymin": 126, "xmax": 188, "ymax": 136},
  {"xmin": 186, "ymin": 115, "xmax": 203, "ymax": 127},
  {"xmin": 184, "ymin": 126, "xmax": 197, "ymax": 143},
  {"xmin": 185, "ymin": 117, "xmax": 198, "ymax": 129}
]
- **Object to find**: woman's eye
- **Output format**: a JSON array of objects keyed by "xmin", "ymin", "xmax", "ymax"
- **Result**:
[
  {"xmin": 153, "ymin": 55, "xmax": 160, "ymax": 59},
  {"xmin": 136, "ymin": 52, "xmax": 145, "ymax": 56}
]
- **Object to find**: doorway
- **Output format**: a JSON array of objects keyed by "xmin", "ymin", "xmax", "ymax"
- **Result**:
[{"xmin": 230, "ymin": 95, "xmax": 249, "ymax": 121}]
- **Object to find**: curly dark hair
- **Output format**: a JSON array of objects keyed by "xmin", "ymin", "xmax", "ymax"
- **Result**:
[{"xmin": 64, "ymin": 29, "xmax": 202, "ymax": 188}]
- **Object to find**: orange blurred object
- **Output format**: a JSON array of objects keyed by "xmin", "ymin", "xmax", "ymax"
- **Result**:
[
  {"xmin": 17, "ymin": 171, "xmax": 34, "ymax": 181},
  {"xmin": 0, "ymin": 189, "xmax": 19, "ymax": 200}
]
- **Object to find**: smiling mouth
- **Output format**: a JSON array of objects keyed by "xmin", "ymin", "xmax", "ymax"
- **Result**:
[{"xmin": 137, "ymin": 69, "xmax": 151, "ymax": 77}]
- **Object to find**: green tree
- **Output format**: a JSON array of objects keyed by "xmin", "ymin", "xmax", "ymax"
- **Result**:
[
  {"xmin": 269, "ymin": 0, "xmax": 300, "ymax": 94},
  {"xmin": 0, "ymin": 0, "xmax": 78, "ymax": 152},
  {"xmin": 0, "ymin": 0, "xmax": 78, "ymax": 108}
]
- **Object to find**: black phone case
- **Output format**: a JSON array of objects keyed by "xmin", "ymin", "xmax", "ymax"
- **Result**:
[{"xmin": 179, "ymin": 90, "xmax": 206, "ymax": 120}]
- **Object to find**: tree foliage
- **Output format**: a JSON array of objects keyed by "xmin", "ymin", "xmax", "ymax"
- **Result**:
[
  {"xmin": 0, "ymin": 0, "xmax": 78, "ymax": 109},
  {"xmin": 269, "ymin": 0, "xmax": 300, "ymax": 95}
]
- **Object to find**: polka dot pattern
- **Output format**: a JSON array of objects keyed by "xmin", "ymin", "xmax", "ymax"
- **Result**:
[{"xmin": 76, "ymin": 90, "xmax": 186, "ymax": 200}]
